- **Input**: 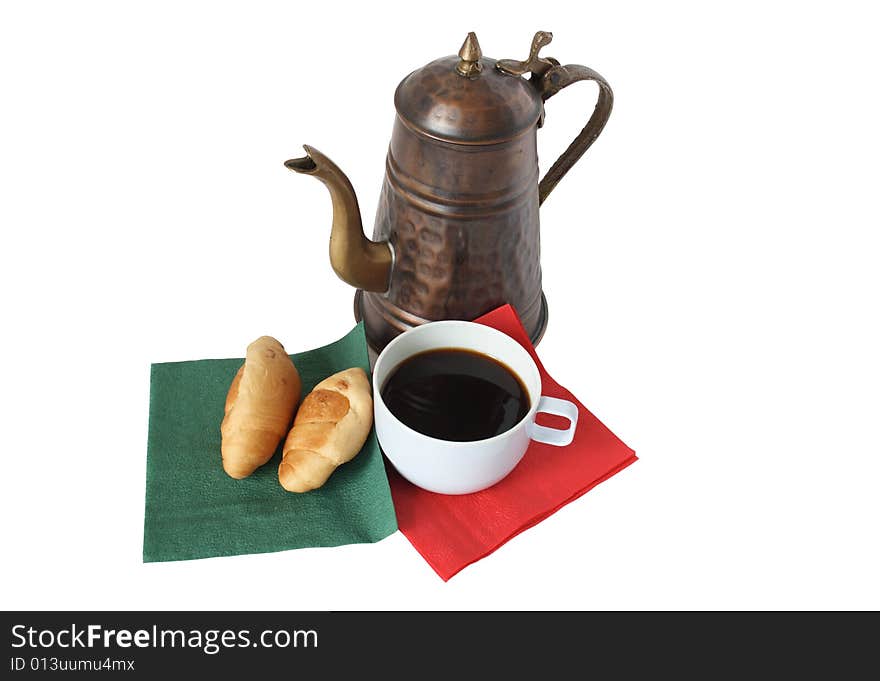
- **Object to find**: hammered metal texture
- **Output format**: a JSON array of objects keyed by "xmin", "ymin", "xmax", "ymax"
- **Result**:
[{"xmin": 361, "ymin": 117, "xmax": 545, "ymax": 351}]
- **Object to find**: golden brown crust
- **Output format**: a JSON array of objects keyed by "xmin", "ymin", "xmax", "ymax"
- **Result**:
[
  {"xmin": 224, "ymin": 366, "xmax": 244, "ymax": 415},
  {"xmin": 220, "ymin": 336, "xmax": 301, "ymax": 479},
  {"xmin": 278, "ymin": 367, "xmax": 372, "ymax": 493},
  {"xmin": 293, "ymin": 389, "xmax": 350, "ymax": 424},
  {"xmin": 278, "ymin": 449, "xmax": 337, "ymax": 494}
]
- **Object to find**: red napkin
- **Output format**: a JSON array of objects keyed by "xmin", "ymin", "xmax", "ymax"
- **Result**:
[{"xmin": 386, "ymin": 304, "xmax": 637, "ymax": 580}]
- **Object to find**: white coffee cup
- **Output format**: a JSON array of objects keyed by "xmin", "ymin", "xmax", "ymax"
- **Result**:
[{"xmin": 373, "ymin": 320, "xmax": 579, "ymax": 495}]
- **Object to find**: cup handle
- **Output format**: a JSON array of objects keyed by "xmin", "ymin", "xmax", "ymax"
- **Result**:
[{"xmin": 528, "ymin": 396, "xmax": 579, "ymax": 447}]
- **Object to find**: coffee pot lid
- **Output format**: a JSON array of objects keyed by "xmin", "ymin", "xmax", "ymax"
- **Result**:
[{"xmin": 394, "ymin": 32, "xmax": 544, "ymax": 144}]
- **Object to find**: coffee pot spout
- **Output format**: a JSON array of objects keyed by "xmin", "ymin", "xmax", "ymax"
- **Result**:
[{"xmin": 285, "ymin": 145, "xmax": 392, "ymax": 293}]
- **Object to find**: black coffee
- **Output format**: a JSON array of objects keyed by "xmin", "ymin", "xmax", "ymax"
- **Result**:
[{"xmin": 380, "ymin": 348, "xmax": 530, "ymax": 442}]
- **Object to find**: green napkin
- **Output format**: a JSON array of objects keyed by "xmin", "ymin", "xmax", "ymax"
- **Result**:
[{"xmin": 143, "ymin": 322, "xmax": 397, "ymax": 562}]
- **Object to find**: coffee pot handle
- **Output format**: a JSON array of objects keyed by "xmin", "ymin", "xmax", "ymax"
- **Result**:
[
  {"xmin": 498, "ymin": 32, "xmax": 614, "ymax": 205},
  {"xmin": 537, "ymin": 64, "xmax": 614, "ymax": 205}
]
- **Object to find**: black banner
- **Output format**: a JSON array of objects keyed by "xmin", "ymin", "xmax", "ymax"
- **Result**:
[{"xmin": 1, "ymin": 611, "xmax": 875, "ymax": 676}]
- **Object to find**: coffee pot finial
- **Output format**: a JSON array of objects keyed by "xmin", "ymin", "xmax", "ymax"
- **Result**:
[{"xmin": 456, "ymin": 32, "xmax": 483, "ymax": 77}]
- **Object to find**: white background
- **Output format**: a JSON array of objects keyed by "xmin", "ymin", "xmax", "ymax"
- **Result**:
[{"xmin": 2, "ymin": 1, "xmax": 878, "ymax": 610}]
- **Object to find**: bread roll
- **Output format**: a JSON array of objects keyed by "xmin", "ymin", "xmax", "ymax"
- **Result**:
[
  {"xmin": 220, "ymin": 336, "xmax": 301, "ymax": 479},
  {"xmin": 279, "ymin": 367, "xmax": 372, "ymax": 493}
]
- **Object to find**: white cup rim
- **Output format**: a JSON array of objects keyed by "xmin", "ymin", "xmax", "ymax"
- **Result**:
[{"xmin": 372, "ymin": 320, "xmax": 542, "ymax": 448}]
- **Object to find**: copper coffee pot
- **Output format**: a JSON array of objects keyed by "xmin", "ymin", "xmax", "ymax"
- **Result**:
[{"xmin": 286, "ymin": 31, "xmax": 613, "ymax": 352}]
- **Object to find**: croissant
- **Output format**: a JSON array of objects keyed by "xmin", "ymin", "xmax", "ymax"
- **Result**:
[
  {"xmin": 279, "ymin": 367, "xmax": 373, "ymax": 493},
  {"xmin": 220, "ymin": 336, "xmax": 301, "ymax": 479}
]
